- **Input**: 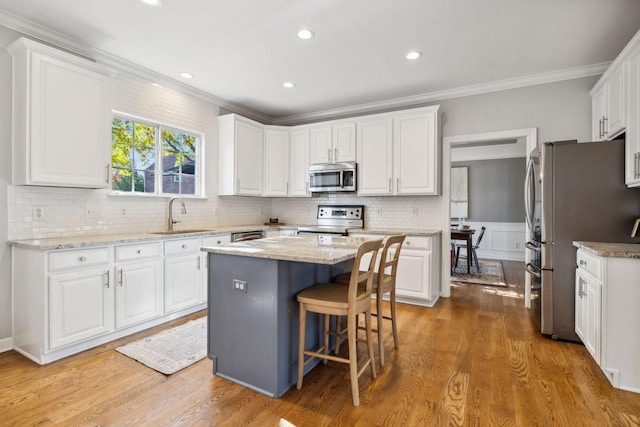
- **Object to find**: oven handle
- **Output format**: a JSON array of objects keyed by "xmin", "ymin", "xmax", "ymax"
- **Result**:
[{"xmin": 524, "ymin": 262, "xmax": 542, "ymax": 279}]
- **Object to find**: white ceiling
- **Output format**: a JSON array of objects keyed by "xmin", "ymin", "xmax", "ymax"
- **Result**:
[{"xmin": 1, "ymin": 0, "xmax": 640, "ymax": 124}]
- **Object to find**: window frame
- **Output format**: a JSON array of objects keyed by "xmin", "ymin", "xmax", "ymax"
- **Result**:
[{"xmin": 111, "ymin": 111, "xmax": 205, "ymax": 198}]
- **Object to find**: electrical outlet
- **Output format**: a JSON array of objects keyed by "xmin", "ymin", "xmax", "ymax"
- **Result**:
[
  {"xmin": 412, "ymin": 208, "xmax": 419, "ymax": 216},
  {"xmin": 120, "ymin": 208, "xmax": 127, "ymax": 217},
  {"xmin": 84, "ymin": 206, "xmax": 98, "ymax": 218},
  {"xmin": 33, "ymin": 207, "xmax": 44, "ymax": 221},
  {"xmin": 233, "ymin": 279, "xmax": 247, "ymax": 292}
]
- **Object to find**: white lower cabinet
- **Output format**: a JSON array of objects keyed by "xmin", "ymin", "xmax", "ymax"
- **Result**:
[
  {"xmin": 351, "ymin": 233, "xmax": 441, "ymax": 307},
  {"xmin": 164, "ymin": 237, "xmax": 203, "ymax": 312},
  {"xmin": 49, "ymin": 266, "xmax": 114, "ymax": 350},
  {"xmin": 575, "ymin": 248, "xmax": 640, "ymax": 393},
  {"xmin": 114, "ymin": 242, "xmax": 163, "ymax": 329}
]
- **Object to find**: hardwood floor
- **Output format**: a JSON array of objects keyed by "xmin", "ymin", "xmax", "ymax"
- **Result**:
[{"xmin": 2, "ymin": 260, "xmax": 639, "ymax": 426}]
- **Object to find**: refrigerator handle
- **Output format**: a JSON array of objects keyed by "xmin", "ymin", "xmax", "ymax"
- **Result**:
[
  {"xmin": 524, "ymin": 158, "xmax": 535, "ymax": 230},
  {"xmin": 525, "ymin": 262, "xmax": 542, "ymax": 279}
]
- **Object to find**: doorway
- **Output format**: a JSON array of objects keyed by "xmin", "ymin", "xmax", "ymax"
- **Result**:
[{"xmin": 441, "ymin": 128, "xmax": 537, "ymax": 307}]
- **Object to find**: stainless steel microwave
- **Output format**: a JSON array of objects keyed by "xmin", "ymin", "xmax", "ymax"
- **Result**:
[{"xmin": 308, "ymin": 162, "xmax": 356, "ymax": 192}]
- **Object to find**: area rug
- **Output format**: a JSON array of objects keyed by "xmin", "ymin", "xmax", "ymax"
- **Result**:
[
  {"xmin": 451, "ymin": 259, "xmax": 507, "ymax": 287},
  {"xmin": 116, "ymin": 317, "xmax": 207, "ymax": 375}
]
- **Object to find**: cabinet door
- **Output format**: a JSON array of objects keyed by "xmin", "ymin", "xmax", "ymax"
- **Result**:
[
  {"xmin": 29, "ymin": 52, "xmax": 111, "ymax": 188},
  {"xmin": 115, "ymin": 260, "xmax": 163, "ymax": 329},
  {"xmin": 165, "ymin": 255, "xmax": 203, "ymax": 312},
  {"xmin": 626, "ymin": 47, "xmax": 640, "ymax": 187},
  {"xmin": 289, "ymin": 128, "xmax": 310, "ymax": 196},
  {"xmin": 606, "ymin": 65, "xmax": 626, "ymax": 138},
  {"xmin": 394, "ymin": 248, "xmax": 431, "ymax": 300},
  {"xmin": 263, "ymin": 127, "xmax": 289, "ymax": 196},
  {"xmin": 575, "ymin": 269, "xmax": 601, "ymax": 364},
  {"xmin": 394, "ymin": 111, "xmax": 439, "ymax": 195},
  {"xmin": 592, "ymin": 85, "xmax": 607, "ymax": 141},
  {"xmin": 235, "ymin": 119, "xmax": 264, "ymax": 195},
  {"xmin": 309, "ymin": 125, "xmax": 333, "ymax": 164},
  {"xmin": 333, "ymin": 122, "xmax": 356, "ymax": 162},
  {"xmin": 357, "ymin": 118, "xmax": 393, "ymax": 195},
  {"xmin": 49, "ymin": 268, "xmax": 113, "ymax": 349}
]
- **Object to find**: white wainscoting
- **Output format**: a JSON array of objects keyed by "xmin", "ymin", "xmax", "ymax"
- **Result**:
[
  {"xmin": 453, "ymin": 221, "xmax": 526, "ymax": 262},
  {"xmin": 0, "ymin": 337, "xmax": 13, "ymax": 354}
]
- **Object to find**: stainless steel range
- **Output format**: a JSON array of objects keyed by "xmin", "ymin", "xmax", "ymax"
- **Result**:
[{"xmin": 297, "ymin": 205, "xmax": 364, "ymax": 236}]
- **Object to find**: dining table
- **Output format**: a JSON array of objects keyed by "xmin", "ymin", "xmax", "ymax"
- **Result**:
[{"xmin": 451, "ymin": 228, "xmax": 475, "ymax": 273}]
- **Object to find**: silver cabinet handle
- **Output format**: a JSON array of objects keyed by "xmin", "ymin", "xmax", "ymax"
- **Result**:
[
  {"xmin": 119, "ymin": 268, "xmax": 124, "ymax": 286},
  {"xmin": 388, "ymin": 178, "xmax": 392, "ymax": 192},
  {"xmin": 578, "ymin": 277, "xmax": 587, "ymax": 297},
  {"xmin": 78, "ymin": 256, "xmax": 87, "ymax": 262},
  {"xmin": 105, "ymin": 270, "xmax": 110, "ymax": 288},
  {"xmin": 579, "ymin": 259, "xmax": 587, "ymax": 266},
  {"xmin": 105, "ymin": 164, "xmax": 110, "ymax": 184},
  {"xmin": 182, "ymin": 244, "xmax": 187, "ymax": 249},
  {"xmin": 334, "ymin": 147, "xmax": 338, "ymax": 161},
  {"xmin": 397, "ymin": 178, "xmax": 400, "ymax": 192},
  {"xmin": 327, "ymin": 148, "xmax": 331, "ymax": 162},
  {"xmin": 197, "ymin": 256, "xmax": 201, "ymax": 270},
  {"xmin": 598, "ymin": 118, "xmax": 603, "ymax": 139},
  {"xmin": 603, "ymin": 117, "xmax": 608, "ymax": 137}
]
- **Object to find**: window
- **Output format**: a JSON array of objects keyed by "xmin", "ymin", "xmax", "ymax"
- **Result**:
[{"xmin": 111, "ymin": 114, "xmax": 202, "ymax": 196}]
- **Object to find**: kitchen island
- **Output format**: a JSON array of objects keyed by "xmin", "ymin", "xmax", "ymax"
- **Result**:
[{"xmin": 201, "ymin": 234, "xmax": 380, "ymax": 397}]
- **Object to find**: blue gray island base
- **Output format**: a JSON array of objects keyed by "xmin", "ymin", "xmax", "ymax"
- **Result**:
[{"xmin": 207, "ymin": 252, "xmax": 353, "ymax": 397}]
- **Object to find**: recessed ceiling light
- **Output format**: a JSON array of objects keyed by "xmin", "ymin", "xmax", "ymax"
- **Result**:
[
  {"xmin": 406, "ymin": 51, "xmax": 422, "ymax": 60},
  {"xmin": 151, "ymin": 83, "xmax": 161, "ymax": 88},
  {"xmin": 283, "ymin": 81, "xmax": 295, "ymax": 88},
  {"xmin": 140, "ymin": 0, "xmax": 162, "ymax": 6},
  {"xmin": 179, "ymin": 72, "xmax": 194, "ymax": 79},
  {"xmin": 297, "ymin": 29, "xmax": 315, "ymax": 40}
]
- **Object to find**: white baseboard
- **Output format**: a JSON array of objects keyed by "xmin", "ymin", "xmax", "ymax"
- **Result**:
[{"xmin": 0, "ymin": 337, "xmax": 13, "ymax": 353}]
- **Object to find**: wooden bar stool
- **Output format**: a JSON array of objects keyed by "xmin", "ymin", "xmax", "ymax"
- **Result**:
[
  {"xmin": 334, "ymin": 235, "xmax": 406, "ymax": 367},
  {"xmin": 296, "ymin": 238, "xmax": 382, "ymax": 406}
]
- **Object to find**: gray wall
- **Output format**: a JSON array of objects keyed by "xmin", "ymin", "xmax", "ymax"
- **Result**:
[{"xmin": 452, "ymin": 158, "xmax": 526, "ymax": 222}]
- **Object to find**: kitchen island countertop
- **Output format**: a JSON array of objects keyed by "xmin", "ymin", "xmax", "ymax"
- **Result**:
[
  {"xmin": 573, "ymin": 241, "xmax": 640, "ymax": 258},
  {"xmin": 201, "ymin": 234, "xmax": 379, "ymax": 265}
]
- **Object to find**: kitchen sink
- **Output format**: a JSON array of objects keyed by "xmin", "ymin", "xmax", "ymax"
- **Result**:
[{"xmin": 150, "ymin": 229, "xmax": 214, "ymax": 235}]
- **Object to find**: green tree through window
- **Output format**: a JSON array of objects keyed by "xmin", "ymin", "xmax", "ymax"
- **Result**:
[{"xmin": 111, "ymin": 115, "xmax": 201, "ymax": 196}]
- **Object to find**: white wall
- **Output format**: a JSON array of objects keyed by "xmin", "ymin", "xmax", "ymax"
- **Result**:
[{"xmin": 0, "ymin": 24, "xmax": 596, "ymax": 345}]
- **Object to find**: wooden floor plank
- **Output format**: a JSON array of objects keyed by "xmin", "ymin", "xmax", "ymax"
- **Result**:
[{"xmin": 1, "ymin": 260, "xmax": 639, "ymax": 426}]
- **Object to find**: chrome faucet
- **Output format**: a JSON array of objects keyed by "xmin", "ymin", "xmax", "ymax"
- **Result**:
[{"xmin": 168, "ymin": 196, "xmax": 187, "ymax": 231}]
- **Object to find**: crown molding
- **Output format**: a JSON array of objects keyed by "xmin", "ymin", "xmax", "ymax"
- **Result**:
[
  {"xmin": 0, "ymin": 10, "xmax": 272, "ymax": 124},
  {"xmin": 271, "ymin": 63, "xmax": 609, "ymax": 125},
  {"xmin": 0, "ymin": 9, "xmax": 609, "ymax": 127}
]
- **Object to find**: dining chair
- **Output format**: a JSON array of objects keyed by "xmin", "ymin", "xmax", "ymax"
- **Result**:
[
  {"xmin": 333, "ymin": 235, "xmax": 406, "ymax": 367},
  {"xmin": 454, "ymin": 226, "xmax": 486, "ymax": 272},
  {"xmin": 296, "ymin": 238, "xmax": 382, "ymax": 407}
]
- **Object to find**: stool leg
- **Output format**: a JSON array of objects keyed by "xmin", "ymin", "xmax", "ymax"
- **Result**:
[
  {"xmin": 347, "ymin": 313, "xmax": 360, "ymax": 406},
  {"xmin": 335, "ymin": 315, "xmax": 342, "ymax": 355},
  {"xmin": 390, "ymin": 288, "xmax": 399, "ymax": 350},
  {"xmin": 376, "ymin": 292, "xmax": 385, "ymax": 367},
  {"xmin": 364, "ymin": 309, "xmax": 376, "ymax": 379},
  {"xmin": 323, "ymin": 314, "xmax": 330, "ymax": 364},
  {"xmin": 297, "ymin": 304, "xmax": 306, "ymax": 389}
]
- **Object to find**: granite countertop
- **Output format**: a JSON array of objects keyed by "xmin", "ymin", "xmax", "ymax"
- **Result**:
[
  {"xmin": 8, "ymin": 224, "xmax": 441, "ymax": 251},
  {"xmin": 573, "ymin": 241, "xmax": 640, "ymax": 259},
  {"xmin": 202, "ymin": 234, "xmax": 383, "ymax": 265}
]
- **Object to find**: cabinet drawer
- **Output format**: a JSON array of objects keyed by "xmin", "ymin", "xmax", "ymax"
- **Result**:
[
  {"xmin": 203, "ymin": 234, "xmax": 231, "ymax": 247},
  {"xmin": 577, "ymin": 249, "xmax": 602, "ymax": 280},
  {"xmin": 115, "ymin": 242, "xmax": 162, "ymax": 262},
  {"xmin": 403, "ymin": 236, "xmax": 431, "ymax": 250},
  {"xmin": 48, "ymin": 247, "xmax": 110, "ymax": 272},
  {"xmin": 165, "ymin": 238, "xmax": 201, "ymax": 256}
]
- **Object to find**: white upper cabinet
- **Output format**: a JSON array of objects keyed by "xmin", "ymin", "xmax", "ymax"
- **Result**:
[
  {"xmin": 357, "ymin": 106, "xmax": 440, "ymax": 196},
  {"xmin": 626, "ymin": 36, "xmax": 640, "ymax": 187},
  {"xmin": 394, "ymin": 110, "xmax": 439, "ymax": 195},
  {"xmin": 289, "ymin": 128, "xmax": 311, "ymax": 197},
  {"xmin": 309, "ymin": 122, "xmax": 356, "ymax": 164},
  {"xmin": 218, "ymin": 114, "xmax": 264, "ymax": 196},
  {"xmin": 592, "ymin": 64, "xmax": 626, "ymax": 141},
  {"xmin": 7, "ymin": 37, "xmax": 113, "ymax": 188},
  {"xmin": 263, "ymin": 126, "xmax": 290, "ymax": 197}
]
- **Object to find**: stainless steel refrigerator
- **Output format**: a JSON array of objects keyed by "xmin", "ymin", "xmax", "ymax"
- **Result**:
[{"xmin": 524, "ymin": 139, "xmax": 640, "ymax": 342}]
